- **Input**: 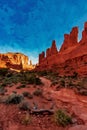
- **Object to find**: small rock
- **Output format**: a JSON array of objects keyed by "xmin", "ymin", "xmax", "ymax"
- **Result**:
[
  {"xmin": 69, "ymin": 125, "xmax": 87, "ymax": 130},
  {"xmin": 72, "ymin": 118, "xmax": 77, "ymax": 124}
]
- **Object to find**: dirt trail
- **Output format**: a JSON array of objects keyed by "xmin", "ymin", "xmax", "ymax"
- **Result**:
[
  {"xmin": 0, "ymin": 77, "xmax": 87, "ymax": 130},
  {"xmin": 40, "ymin": 77, "xmax": 51, "ymax": 88},
  {"xmin": 40, "ymin": 77, "xmax": 87, "ymax": 130}
]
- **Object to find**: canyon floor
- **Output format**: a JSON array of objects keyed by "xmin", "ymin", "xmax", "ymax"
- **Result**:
[{"xmin": 0, "ymin": 69, "xmax": 87, "ymax": 130}]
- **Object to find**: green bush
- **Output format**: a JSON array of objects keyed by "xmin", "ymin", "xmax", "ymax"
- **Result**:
[
  {"xmin": 68, "ymin": 80, "xmax": 74, "ymax": 87},
  {"xmin": 25, "ymin": 73, "xmax": 42, "ymax": 85},
  {"xmin": 3, "ymin": 72, "xmax": 24, "ymax": 85},
  {"xmin": 1, "ymin": 83, "xmax": 7, "ymax": 87},
  {"xmin": 22, "ymin": 92, "xmax": 33, "ymax": 99},
  {"xmin": 0, "ymin": 86, "xmax": 7, "ymax": 95},
  {"xmin": 51, "ymin": 81, "xmax": 58, "ymax": 86},
  {"xmin": 19, "ymin": 101, "xmax": 30, "ymax": 111},
  {"xmin": 37, "ymin": 70, "xmax": 48, "ymax": 76},
  {"xmin": 6, "ymin": 72, "xmax": 13, "ymax": 77},
  {"xmin": 72, "ymin": 72, "xmax": 78, "ymax": 79},
  {"xmin": 35, "ymin": 77, "xmax": 42, "ymax": 85},
  {"xmin": 77, "ymin": 78, "xmax": 87, "ymax": 89},
  {"xmin": 54, "ymin": 109, "xmax": 72, "ymax": 127},
  {"xmin": 60, "ymin": 79, "xmax": 65, "ymax": 87},
  {"xmin": 16, "ymin": 84, "xmax": 26, "ymax": 89},
  {"xmin": 0, "ymin": 68, "xmax": 9, "ymax": 76},
  {"xmin": 5, "ymin": 93, "xmax": 24, "ymax": 104},
  {"xmin": 0, "ymin": 71, "xmax": 42, "ymax": 86},
  {"xmin": 33, "ymin": 89, "xmax": 42, "ymax": 96}
]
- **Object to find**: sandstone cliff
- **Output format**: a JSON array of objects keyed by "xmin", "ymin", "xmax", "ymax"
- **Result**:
[
  {"xmin": 0, "ymin": 52, "xmax": 34, "ymax": 71},
  {"xmin": 37, "ymin": 22, "xmax": 87, "ymax": 76}
]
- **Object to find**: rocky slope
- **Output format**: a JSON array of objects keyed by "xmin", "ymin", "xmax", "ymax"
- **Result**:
[
  {"xmin": 0, "ymin": 75, "xmax": 87, "ymax": 130},
  {"xmin": 0, "ymin": 52, "xmax": 34, "ymax": 71},
  {"xmin": 37, "ymin": 22, "xmax": 87, "ymax": 76}
]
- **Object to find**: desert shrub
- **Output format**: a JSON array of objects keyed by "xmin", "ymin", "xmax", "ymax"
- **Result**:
[
  {"xmin": 35, "ymin": 77, "xmax": 42, "ymax": 85},
  {"xmin": 60, "ymin": 78, "xmax": 65, "ymax": 87},
  {"xmin": 0, "ymin": 86, "xmax": 6, "ymax": 95},
  {"xmin": 0, "ymin": 68, "xmax": 9, "ymax": 76},
  {"xmin": 22, "ymin": 92, "xmax": 33, "ymax": 99},
  {"xmin": 72, "ymin": 72, "xmax": 78, "ymax": 79},
  {"xmin": 3, "ymin": 72, "xmax": 24, "ymax": 85},
  {"xmin": 3, "ymin": 76, "xmax": 18, "ymax": 85},
  {"xmin": 27, "ymin": 75, "xmax": 36, "ymax": 84},
  {"xmin": 19, "ymin": 101, "xmax": 30, "ymax": 111},
  {"xmin": 6, "ymin": 72, "xmax": 13, "ymax": 77},
  {"xmin": 54, "ymin": 109, "xmax": 72, "ymax": 127},
  {"xmin": 37, "ymin": 70, "xmax": 48, "ymax": 76},
  {"xmin": 75, "ymin": 78, "xmax": 87, "ymax": 95},
  {"xmin": 51, "ymin": 81, "xmax": 58, "ymax": 86},
  {"xmin": 17, "ymin": 84, "xmax": 26, "ymax": 89},
  {"xmin": 5, "ymin": 93, "xmax": 24, "ymax": 104},
  {"xmin": 33, "ymin": 89, "xmax": 42, "ymax": 96},
  {"xmin": 21, "ymin": 81, "xmax": 27, "ymax": 84},
  {"xmin": 44, "ymin": 71, "xmax": 59, "ymax": 82},
  {"xmin": 78, "ymin": 89, "xmax": 87, "ymax": 96},
  {"xmin": 22, "ymin": 92, "xmax": 30, "ymax": 97},
  {"xmin": 2, "ymin": 71, "xmax": 42, "ymax": 86},
  {"xmin": 3, "ymin": 78, "xmax": 13, "ymax": 85},
  {"xmin": 24, "ymin": 73, "xmax": 42, "ymax": 85},
  {"xmin": 22, "ymin": 113, "xmax": 32, "ymax": 125},
  {"xmin": 1, "ymin": 83, "xmax": 7, "ymax": 87},
  {"xmin": 12, "ymin": 91, "xmax": 17, "ymax": 94},
  {"xmin": 16, "ymin": 86, "xmax": 21, "ymax": 89},
  {"xmin": 79, "ymin": 78, "xmax": 87, "ymax": 89},
  {"xmin": 68, "ymin": 80, "xmax": 74, "ymax": 87}
]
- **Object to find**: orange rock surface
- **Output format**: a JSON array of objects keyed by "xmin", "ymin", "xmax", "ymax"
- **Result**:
[
  {"xmin": 0, "ymin": 52, "xmax": 34, "ymax": 71},
  {"xmin": 37, "ymin": 22, "xmax": 87, "ymax": 76}
]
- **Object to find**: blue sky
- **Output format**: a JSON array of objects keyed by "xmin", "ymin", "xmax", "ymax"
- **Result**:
[{"xmin": 0, "ymin": 0, "xmax": 87, "ymax": 64}]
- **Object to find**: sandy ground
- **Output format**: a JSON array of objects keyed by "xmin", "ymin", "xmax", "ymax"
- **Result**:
[{"xmin": 0, "ymin": 77, "xmax": 87, "ymax": 130}]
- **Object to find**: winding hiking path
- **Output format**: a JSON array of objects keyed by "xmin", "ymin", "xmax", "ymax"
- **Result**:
[
  {"xmin": 1, "ymin": 76, "xmax": 87, "ymax": 130},
  {"xmin": 40, "ymin": 77, "xmax": 87, "ymax": 130}
]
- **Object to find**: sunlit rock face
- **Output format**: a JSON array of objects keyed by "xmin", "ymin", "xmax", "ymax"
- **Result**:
[
  {"xmin": 0, "ymin": 52, "xmax": 34, "ymax": 71},
  {"xmin": 37, "ymin": 22, "xmax": 87, "ymax": 76}
]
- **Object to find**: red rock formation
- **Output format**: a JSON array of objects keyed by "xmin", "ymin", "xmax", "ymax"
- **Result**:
[
  {"xmin": 46, "ymin": 48, "xmax": 51, "ymax": 57},
  {"xmin": 80, "ymin": 22, "xmax": 87, "ymax": 43},
  {"xmin": 46, "ymin": 40, "xmax": 58, "ymax": 58},
  {"xmin": 51, "ymin": 40, "xmax": 58, "ymax": 54},
  {"xmin": 39, "ymin": 51, "xmax": 45, "ymax": 64},
  {"xmin": 0, "ymin": 52, "xmax": 34, "ymax": 71},
  {"xmin": 70, "ymin": 27, "xmax": 78, "ymax": 43},
  {"xmin": 37, "ymin": 22, "xmax": 87, "ymax": 76},
  {"xmin": 60, "ymin": 27, "xmax": 78, "ymax": 52}
]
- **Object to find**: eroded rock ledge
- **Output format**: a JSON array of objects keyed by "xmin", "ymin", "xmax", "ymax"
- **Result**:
[{"xmin": 37, "ymin": 22, "xmax": 87, "ymax": 76}]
